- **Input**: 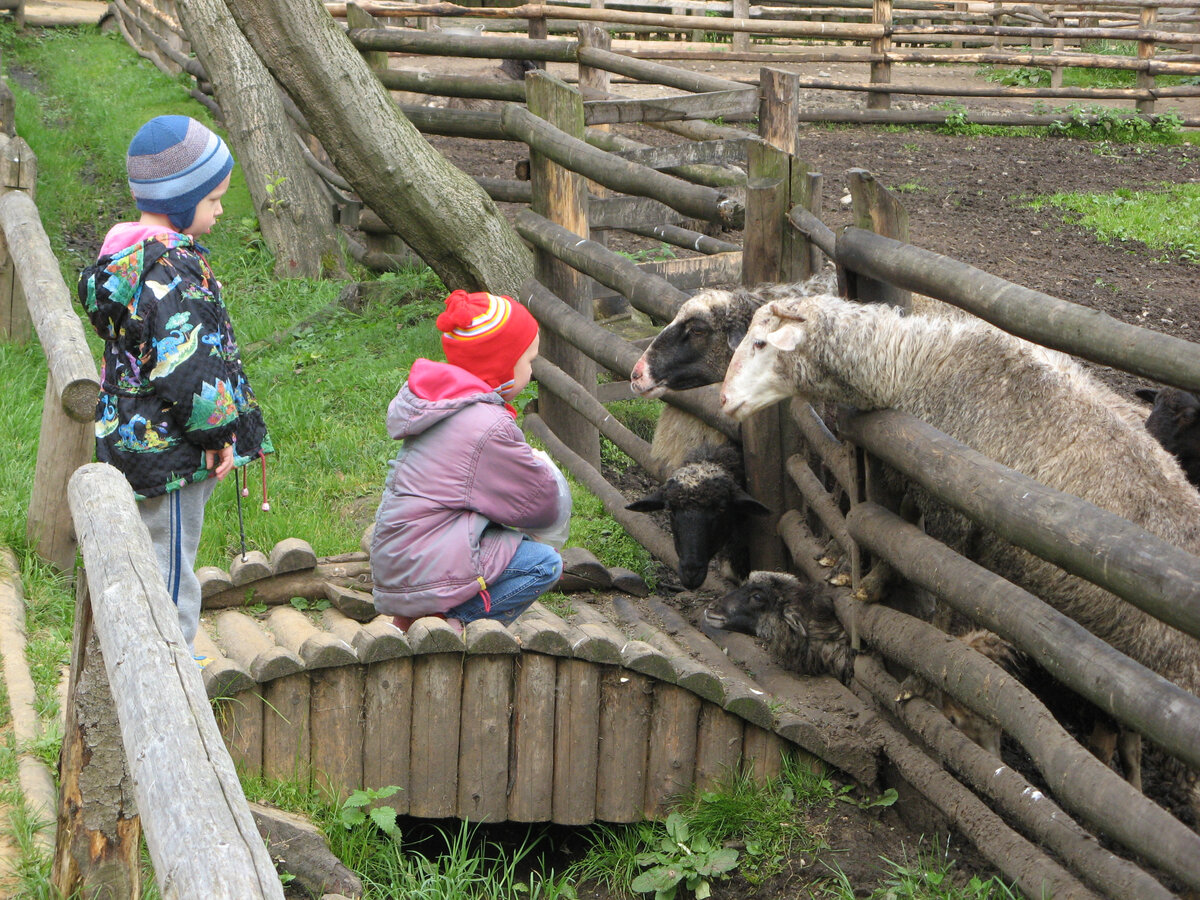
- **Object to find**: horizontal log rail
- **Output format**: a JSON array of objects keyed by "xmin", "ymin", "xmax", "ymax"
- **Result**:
[
  {"xmin": 843, "ymin": 492, "xmax": 1200, "ymax": 772},
  {"xmin": 835, "ymin": 564, "xmax": 1200, "ymax": 897},
  {"xmin": 851, "ymin": 653, "xmax": 1175, "ymax": 900},
  {"xmin": 584, "ymin": 88, "xmax": 758, "ymax": 126},
  {"xmin": 66, "ymin": 463, "xmax": 282, "ymax": 898},
  {"xmin": 515, "ymin": 209, "xmax": 687, "ymax": 320},
  {"xmin": 519, "ymin": 278, "xmax": 736, "ymax": 440},
  {"xmin": 841, "ymin": 409, "xmax": 1200, "ymax": 641},
  {"xmin": 526, "ymin": 412, "xmax": 680, "ymax": 568},
  {"xmin": 838, "ymin": 227, "xmax": 1200, "ymax": 391},
  {"xmin": 532, "ymin": 357, "xmax": 669, "ymax": 481},
  {"xmin": 502, "ymin": 105, "xmax": 744, "ymax": 228},
  {"xmin": 0, "ymin": 190, "xmax": 99, "ymax": 420}
]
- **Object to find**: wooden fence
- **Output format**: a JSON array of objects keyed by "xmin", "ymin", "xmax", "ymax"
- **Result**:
[
  {"xmin": 59, "ymin": 463, "xmax": 283, "ymax": 899},
  {"xmin": 0, "ymin": 123, "xmax": 100, "ymax": 574},
  {"xmin": 101, "ymin": 5, "xmax": 1200, "ymax": 898}
]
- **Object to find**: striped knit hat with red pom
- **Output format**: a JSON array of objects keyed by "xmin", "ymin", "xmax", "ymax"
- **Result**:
[{"xmin": 436, "ymin": 290, "xmax": 539, "ymax": 392}]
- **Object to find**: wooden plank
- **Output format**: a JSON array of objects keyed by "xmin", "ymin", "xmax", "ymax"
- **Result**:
[
  {"xmin": 457, "ymin": 654, "xmax": 515, "ymax": 821},
  {"xmin": 409, "ymin": 653, "xmax": 464, "ymax": 817},
  {"xmin": 611, "ymin": 138, "xmax": 750, "ymax": 169},
  {"xmin": 262, "ymin": 673, "xmax": 312, "ymax": 785},
  {"xmin": 741, "ymin": 725, "xmax": 785, "ymax": 785},
  {"xmin": 644, "ymin": 682, "xmax": 701, "ymax": 819},
  {"xmin": 583, "ymin": 88, "xmax": 757, "ymax": 126},
  {"xmin": 311, "ymin": 666, "xmax": 365, "ymax": 803},
  {"xmin": 636, "ymin": 250, "xmax": 742, "ymax": 291},
  {"xmin": 216, "ymin": 689, "xmax": 265, "ymax": 778},
  {"xmin": 551, "ymin": 658, "xmax": 600, "ymax": 824},
  {"xmin": 588, "ymin": 194, "xmax": 691, "ymax": 230},
  {"xmin": 595, "ymin": 668, "xmax": 652, "ymax": 822},
  {"xmin": 693, "ymin": 703, "xmax": 745, "ymax": 792},
  {"xmin": 508, "ymin": 652, "xmax": 558, "ymax": 821},
  {"xmin": 363, "ymin": 658, "xmax": 413, "ymax": 816}
]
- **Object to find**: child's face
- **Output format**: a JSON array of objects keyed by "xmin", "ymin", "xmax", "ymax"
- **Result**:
[
  {"xmin": 502, "ymin": 332, "xmax": 539, "ymax": 401},
  {"xmin": 184, "ymin": 173, "xmax": 232, "ymax": 237}
]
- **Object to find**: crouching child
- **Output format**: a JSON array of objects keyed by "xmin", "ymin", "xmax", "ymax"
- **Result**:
[{"xmin": 371, "ymin": 290, "xmax": 566, "ymax": 633}]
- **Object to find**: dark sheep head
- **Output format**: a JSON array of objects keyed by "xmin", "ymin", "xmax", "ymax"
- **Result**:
[
  {"xmin": 629, "ymin": 289, "xmax": 758, "ymax": 397},
  {"xmin": 704, "ymin": 571, "xmax": 855, "ymax": 683},
  {"xmin": 626, "ymin": 445, "xmax": 769, "ymax": 589},
  {"xmin": 1137, "ymin": 387, "xmax": 1200, "ymax": 487}
]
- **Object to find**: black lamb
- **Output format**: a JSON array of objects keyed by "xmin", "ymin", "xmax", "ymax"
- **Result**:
[
  {"xmin": 704, "ymin": 571, "xmax": 855, "ymax": 684},
  {"xmin": 626, "ymin": 442, "xmax": 769, "ymax": 590},
  {"xmin": 1137, "ymin": 387, "xmax": 1200, "ymax": 488}
]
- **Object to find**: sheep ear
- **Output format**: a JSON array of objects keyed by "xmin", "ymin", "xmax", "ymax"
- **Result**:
[
  {"xmin": 626, "ymin": 491, "xmax": 666, "ymax": 513},
  {"xmin": 733, "ymin": 490, "xmax": 772, "ymax": 517},
  {"xmin": 767, "ymin": 301, "xmax": 808, "ymax": 323},
  {"xmin": 726, "ymin": 323, "xmax": 747, "ymax": 352},
  {"xmin": 781, "ymin": 605, "xmax": 809, "ymax": 638},
  {"xmin": 1135, "ymin": 388, "xmax": 1158, "ymax": 404},
  {"xmin": 765, "ymin": 323, "xmax": 804, "ymax": 353}
]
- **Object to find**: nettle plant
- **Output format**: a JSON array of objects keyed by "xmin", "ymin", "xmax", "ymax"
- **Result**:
[{"xmin": 632, "ymin": 812, "xmax": 739, "ymax": 900}]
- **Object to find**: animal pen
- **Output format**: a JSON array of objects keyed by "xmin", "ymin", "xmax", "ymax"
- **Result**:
[{"xmin": 3, "ymin": 0, "xmax": 1195, "ymax": 897}]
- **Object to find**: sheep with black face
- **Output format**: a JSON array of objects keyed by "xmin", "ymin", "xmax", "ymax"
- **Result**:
[
  {"xmin": 704, "ymin": 571, "xmax": 855, "ymax": 684},
  {"xmin": 626, "ymin": 442, "xmax": 769, "ymax": 590}
]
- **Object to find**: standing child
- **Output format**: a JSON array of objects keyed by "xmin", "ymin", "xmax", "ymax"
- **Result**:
[
  {"xmin": 78, "ymin": 115, "xmax": 271, "ymax": 662},
  {"xmin": 371, "ymin": 289, "xmax": 565, "ymax": 633}
]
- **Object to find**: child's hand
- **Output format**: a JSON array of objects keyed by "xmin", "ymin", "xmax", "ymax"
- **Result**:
[{"xmin": 206, "ymin": 445, "xmax": 234, "ymax": 481}]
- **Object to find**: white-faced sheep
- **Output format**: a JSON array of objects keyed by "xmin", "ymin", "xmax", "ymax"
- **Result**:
[
  {"xmin": 721, "ymin": 293, "xmax": 1200, "ymax": 810},
  {"xmin": 627, "ymin": 441, "xmax": 769, "ymax": 590},
  {"xmin": 704, "ymin": 570, "xmax": 856, "ymax": 683},
  {"xmin": 630, "ymin": 271, "xmax": 837, "ymax": 399},
  {"xmin": 1137, "ymin": 387, "xmax": 1200, "ymax": 488}
]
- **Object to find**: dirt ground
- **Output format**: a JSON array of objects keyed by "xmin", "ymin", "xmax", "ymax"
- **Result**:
[{"xmin": 410, "ymin": 57, "xmax": 1200, "ymax": 897}]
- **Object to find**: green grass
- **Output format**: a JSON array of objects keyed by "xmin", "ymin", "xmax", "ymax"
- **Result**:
[{"xmin": 1028, "ymin": 183, "xmax": 1200, "ymax": 262}]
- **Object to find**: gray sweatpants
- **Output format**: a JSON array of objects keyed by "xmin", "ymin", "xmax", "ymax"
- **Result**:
[{"xmin": 138, "ymin": 477, "xmax": 217, "ymax": 653}]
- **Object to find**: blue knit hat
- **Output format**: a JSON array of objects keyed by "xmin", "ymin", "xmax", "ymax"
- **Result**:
[{"xmin": 127, "ymin": 116, "xmax": 234, "ymax": 232}]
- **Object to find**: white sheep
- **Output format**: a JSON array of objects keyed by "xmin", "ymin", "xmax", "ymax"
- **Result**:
[{"xmin": 721, "ymin": 292, "xmax": 1200, "ymax": 815}]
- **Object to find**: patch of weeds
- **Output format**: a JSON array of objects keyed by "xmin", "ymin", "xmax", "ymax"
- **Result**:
[
  {"xmin": 539, "ymin": 591, "xmax": 576, "ymax": 618},
  {"xmin": 819, "ymin": 836, "xmax": 1019, "ymax": 899},
  {"xmin": 631, "ymin": 811, "xmax": 739, "ymax": 899},
  {"xmin": 894, "ymin": 182, "xmax": 927, "ymax": 194},
  {"xmin": 977, "ymin": 64, "xmax": 1048, "ymax": 87},
  {"xmin": 1028, "ymin": 182, "xmax": 1200, "ymax": 262},
  {"xmin": 1047, "ymin": 104, "xmax": 1183, "ymax": 143},
  {"xmin": 617, "ymin": 242, "xmax": 678, "ymax": 264}
]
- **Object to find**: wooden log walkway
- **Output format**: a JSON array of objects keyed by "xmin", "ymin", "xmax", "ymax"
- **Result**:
[{"xmin": 194, "ymin": 537, "xmax": 877, "ymax": 823}]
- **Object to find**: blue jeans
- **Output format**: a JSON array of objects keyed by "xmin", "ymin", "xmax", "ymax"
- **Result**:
[{"xmin": 448, "ymin": 536, "xmax": 563, "ymax": 625}]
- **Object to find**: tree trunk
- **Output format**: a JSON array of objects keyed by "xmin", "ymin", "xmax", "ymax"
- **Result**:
[
  {"xmin": 222, "ymin": 0, "xmax": 534, "ymax": 296},
  {"xmin": 179, "ymin": 0, "xmax": 343, "ymax": 279}
]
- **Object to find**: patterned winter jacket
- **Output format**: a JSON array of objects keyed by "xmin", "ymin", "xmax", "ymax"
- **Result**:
[{"xmin": 78, "ymin": 230, "xmax": 271, "ymax": 500}]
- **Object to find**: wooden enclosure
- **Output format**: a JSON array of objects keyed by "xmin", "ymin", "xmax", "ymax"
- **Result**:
[{"xmin": 70, "ymin": 4, "xmax": 1200, "ymax": 899}]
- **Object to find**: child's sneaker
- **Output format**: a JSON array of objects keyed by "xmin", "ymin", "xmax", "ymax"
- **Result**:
[{"xmin": 193, "ymin": 654, "xmax": 214, "ymax": 669}]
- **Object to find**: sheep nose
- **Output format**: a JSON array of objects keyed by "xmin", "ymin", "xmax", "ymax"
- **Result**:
[
  {"xmin": 630, "ymin": 359, "xmax": 644, "ymax": 382},
  {"xmin": 719, "ymin": 390, "xmax": 728, "ymax": 407}
]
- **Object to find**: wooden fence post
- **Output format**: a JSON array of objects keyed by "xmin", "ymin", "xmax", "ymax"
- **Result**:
[
  {"xmin": 740, "ymin": 68, "xmax": 809, "ymax": 574},
  {"xmin": 526, "ymin": 71, "xmax": 600, "ymax": 470},
  {"xmin": 731, "ymin": 0, "xmax": 749, "ymax": 52},
  {"xmin": 52, "ymin": 579, "xmax": 142, "ymax": 897},
  {"xmin": 845, "ymin": 168, "xmax": 910, "ymax": 310},
  {"xmin": 869, "ymin": 0, "xmax": 892, "ymax": 110},
  {"xmin": 1137, "ymin": 6, "xmax": 1158, "ymax": 116},
  {"xmin": 0, "ymin": 134, "xmax": 34, "ymax": 342}
]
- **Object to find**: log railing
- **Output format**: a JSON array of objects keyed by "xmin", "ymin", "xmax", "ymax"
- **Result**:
[
  {"xmin": 58, "ymin": 463, "xmax": 283, "ymax": 899},
  {"xmin": 0, "ymin": 135, "xmax": 101, "ymax": 573}
]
